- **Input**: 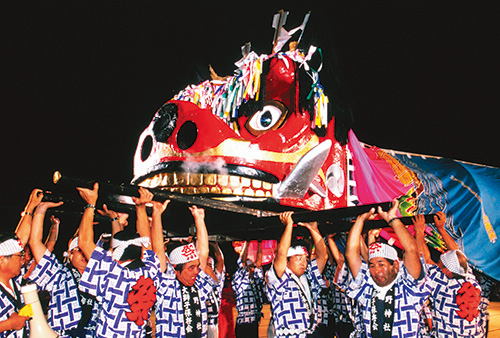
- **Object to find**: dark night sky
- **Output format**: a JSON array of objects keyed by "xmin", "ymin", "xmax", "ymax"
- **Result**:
[{"xmin": 1, "ymin": 2, "xmax": 499, "ymax": 234}]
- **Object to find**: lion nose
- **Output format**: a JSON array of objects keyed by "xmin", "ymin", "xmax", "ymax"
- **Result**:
[{"xmin": 176, "ymin": 120, "xmax": 198, "ymax": 150}]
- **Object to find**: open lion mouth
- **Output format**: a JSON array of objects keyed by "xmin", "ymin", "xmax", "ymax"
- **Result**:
[
  {"xmin": 138, "ymin": 171, "xmax": 275, "ymax": 197},
  {"xmin": 134, "ymin": 162, "xmax": 280, "ymax": 198}
]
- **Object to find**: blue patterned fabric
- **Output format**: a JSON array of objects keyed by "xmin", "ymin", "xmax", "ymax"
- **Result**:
[
  {"xmin": 207, "ymin": 268, "xmax": 224, "ymax": 326},
  {"xmin": 29, "ymin": 249, "xmax": 98, "ymax": 337},
  {"xmin": 326, "ymin": 261, "xmax": 353, "ymax": 327},
  {"xmin": 335, "ymin": 262, "xmax": 365, "ymax": 338},
  {"xmin": 393, "ymin": 154, "xmax": 500, "ymax": 281},
  {"xmin": 0, "ymin": 275, "xmax": 26, "ymax": 338},
  {"xmin": 79, "ymin": 247, "xmax": 160, "ymax": 338},
  {"xmin": 346, "ymin": 261, "xmax": 431, "ymax": 338},
  {"xmin": 232, "ymin": 258, "xmax": 265, "ymax": 324},
  {"xmin": 155, "ymin": 265, "xmax": 216, "ymax": 337},
  {"xmin": 316, "ymin": 261, "xmax": 334, "ymax": 326},
  {"xmin": 265, "ymin": 259, "xmax": 326, "ymax": 338},
  {"xmin": 427, "ymin": 264, "xmax": 486, "ymax": 338}
]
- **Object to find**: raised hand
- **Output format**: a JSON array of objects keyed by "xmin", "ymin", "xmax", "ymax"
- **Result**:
[
  {"xmin": 132, "ymin": 187, "xmax": 153, "ymax": 206},
  {"xmin": 188, "ymin": 205, "xmax": 205, "ymax": 221},
  {"xmin": 434, "ymin": 211, "xmax": 446, "ymax": 231},
  {"xmin": 279, "ymin": 211, "xmax": 294, "ymax": 227},
  {"xmin": 412, "ymin": 214, "xmax": 426, "ymax": 234},
  {"xmin": 377, "ymin": 199, "xmax": 398, "ymax": 224},
  {"xmin": 76, "ymin": 182, "xmax": 99, "ymax": 205}
]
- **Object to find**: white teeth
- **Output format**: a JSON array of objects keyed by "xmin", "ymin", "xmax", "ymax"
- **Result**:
[{"xmin": 140, "ymin": 172, "xmax": 273, "ymax": 197}]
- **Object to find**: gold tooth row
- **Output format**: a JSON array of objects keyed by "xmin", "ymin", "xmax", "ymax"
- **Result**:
[{"xmin": 139, "ymin": 172, "xmax": 273, "ymax": 197}]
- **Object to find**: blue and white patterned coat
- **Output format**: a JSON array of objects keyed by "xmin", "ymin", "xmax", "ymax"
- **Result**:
[
  {"xmin": 79, "ymin": 247, "xmax": 160, "ymax": 338},
  {"xmin": 427, "ymin": 264, "xmax": 486, "ymax": 338},
  {"xmin": 0, "ymin": 275, "xmax": 26, "ymax": 338},
  {"xmin": 232, "ymin": 258, "xmax": 265, "ymax": 324},
  {"xmin": 334, "ymin": 262, "xmax": 365, "ymax": 338},
  {"xmin": 207, "ymin": 268, "xmax": 225, "ymax": 326},
  {"xmin": 265, "ymin": 259, "xmax": 326, "ymax": 338},
  {"xmin": 154, "ymin": 264, "xmax": 216, "ymax": 337},
  {"xmin": 29, "ymin": 249, "xmax": 98, "ymax": 337},
  {"xmin": 346, "ymin": 260, "xmax": 431, "ymax": 338}
]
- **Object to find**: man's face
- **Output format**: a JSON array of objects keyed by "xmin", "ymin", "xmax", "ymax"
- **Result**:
[
  {"xmin": 0, "ymin": 251, "xmax": 25, "ymax": 279},
  {"xmin": 70, "ymin": 248, "xmax": 88, "ymax": 274},
  {"xmin": 175, "ymin": 259, "xmax": 200, "ymax": 287},
  {"xmin": 287, "ymin": 254, "xmax": 308, "ymax": 277},
  {"xmin": 23, "ymin": 248, "xmax": 32, "ymax": 267},
  {"xmin": 369, "ymin": 257, "xmax": 399, "ymax": 287},
  {"xmin": 246, "ymin": 262, "xmax": 255, "ymax": 277}
]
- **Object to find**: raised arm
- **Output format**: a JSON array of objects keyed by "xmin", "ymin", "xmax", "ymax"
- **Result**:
[
  {"xmin": 210, "ymin": 241, "xmax": 225, "ymax": 275},
  {"xmin": 132, "ymin": 187, "xmax": 154, "ymax": 250},
  {"xmin": 274, "ymin": 211, "xmax": 294, "ymax": 279},
  {"xmin": 359, "ymin": 235, "xmax": 369, "ymax": 263},
  {"xmin": 299, "ymin": 221, "xmax": 327, "ymax": 273},
  {"xmin": 16, "ymin": 188, "xmax": 44, "ymax": 246},
  {"xmin": 413, "ymin": 214, "xmax": 433, "ymax": 264},
  {"xmin": 240, "ymin": 241, "xmax": 250, "ymax": 267},
  {"xmin": 327, "ymin": 234, "xmax": 344, "ymax": 269},
  {"xmin": 44, "ymin": 215, "xmax": 60, "ymax": 253},
  {"xmin": 29, "ymin": 201, "xmax": 63, "ymax": 263},
  {"xmin": 255, "ymin": 240, "xmax": 263, "ymax": 269},
  {"xmin": 98, "ymin": 204, "xmax": 124, "ymax": 236},
  {"xmin": 151, "ymin": 199, "xmax": 170, "ymax": 272},
  {"xmin": 345, "ymin": 208, "xmax": 375, "ymax": 280},
  {"xmin": 433, "ymin": 211, "xmax": 458, "ymax": 251},
  {"xmin": 76, "ymin": 183, "xmax": 99, "ymax": 259},
  {"xmin": 378, "ymin": 199, "xmax": 421, "ymax": 279},
  {"xmin": 189, "ymin": 206, "xmax": 209, "ymax": 273}
]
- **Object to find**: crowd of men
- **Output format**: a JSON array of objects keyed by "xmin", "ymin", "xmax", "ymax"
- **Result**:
[{"xmin": 0, "ymin": 186, "xmax": 495, "ymax": 337}]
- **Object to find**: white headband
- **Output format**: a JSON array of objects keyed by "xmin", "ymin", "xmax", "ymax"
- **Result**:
[
  {"xmin": 112, "ymin": 236, "xmax": 150, "ymax": 261},
  {"xmin": 287, "ymin": 245, "xmax": 308, "ymax": 258},
  {"xmin": 168, "ymin": 243, "xmax": 199, "ymax": 265},
  {"xmin": 0, "ymin": 238, "xmax": 24, "ymax": 256},
  {"xmin": 369, "ymin": 242, "xmax": 398, "ymax": 262},
  {"xmin": 440, "ymin": 250, "xmax": 466, "ymax": 276},
  {"xmin": 68, "ymin": 237, "xmax": 79, "ymax": 252}
]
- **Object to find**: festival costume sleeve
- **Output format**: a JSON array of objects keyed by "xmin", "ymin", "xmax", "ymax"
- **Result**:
[
  {"xmin": 231, "ymin": 260, "xmax": 247, "ymax": 296},
  {"xmin": 196, "ymin": 269, "xmax": 217, "ymax": 297},
  {"xmin": 333, "ymin": 260, "xmax": 350, "ymax": 290},
  {"xmin": 0, "ymin": 278, "xmax": 26, "ymax": 338},
  {"xmin": 307, "ymin": 259, "xmax": 327, "ymax": 292},
  {"xmin": 142, "ymin": 249, "xmax": 161, "ymax": 280},
  {"xmin": 215, "ymin": 267, "xmax": 225, "ymax": 295},
  {"xmin": 0, "ymin": 294, "xmax": 18, "ymax": 338},
  {"xmin": 265, "ymin": 264, "xmax": 288, "ymax": 301},
  {"xmin": 346, "ymin": 261, "xmax": 371, "ymax": 303},
  {"xmin": 28, "ymin": 249, "xmax": 83, "ymax": 332},
  {"xmin": 398, "ymin": 262, "xmax": 432, "ymax": 314},
  {"xmin": 28, "ymin": 249, "xmax": 64, "ymax": 292},
  {"xmin": 79, "ymin": 247, "xmax": 111, "ymax": 300}
]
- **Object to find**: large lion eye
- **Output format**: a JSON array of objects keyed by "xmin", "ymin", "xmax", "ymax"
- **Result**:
[{"xmin": 245, "ymin": 101, "xmax": 288, "ymax": 136}]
